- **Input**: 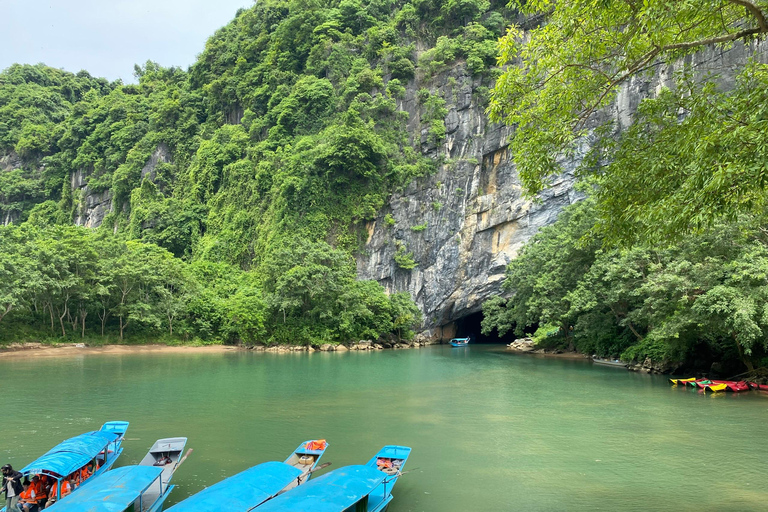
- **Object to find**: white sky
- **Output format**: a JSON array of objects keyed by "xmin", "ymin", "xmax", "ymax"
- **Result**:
[{"xmin": 0, "ymin": 0, "xmax": 254, "ymax": 82}]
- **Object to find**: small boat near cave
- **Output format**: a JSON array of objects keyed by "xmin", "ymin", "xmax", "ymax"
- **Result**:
[
  {"xmin": 747, "ymin": 381, "xmax": 768, "ymax": 391},
  {"xmin": 698, "ymin": 380, "xmax": 750, "ymax": 393},
  {"xmin": 166, "ymin": 439, "xmax": 328, "ymax": 511},
  {"xmin": 450, "ymin": 337, "xmax": 470, "ymax": 347},
  {"xmin": 670, "ymin": 377, "xmax": 703, "ymax": 386},
  {"xmin": 591, "ymin": 357, "xmax": 626, "ymax": 368},
  {"xmin": 672, "ymin": 379, "xmax": 751, "ymax": 392},
  {"xmin": 258, "ymin": 445, "xmax": 411, "ymax": 512}
]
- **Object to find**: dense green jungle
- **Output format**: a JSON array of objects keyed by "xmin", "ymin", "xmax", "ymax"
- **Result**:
[{"xmin": 2, "ymin": 0, "xmax": 768, "ymax": 377}]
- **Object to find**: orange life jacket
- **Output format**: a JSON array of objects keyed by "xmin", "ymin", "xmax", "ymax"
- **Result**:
[
  {"xmin": 60, "ymin": 480, "xmax": 72, "ymax": 497},
  {"xmin": 305, "ymin": 439, "xmax": 327, "ymax": 451},
  {"xmin": 30, "ymin": 480, "xmax": 47, "ymax": 500},
  {"xmin": 80, "ymin": 467, "xmax": 91, "ymax": 480},
  {"xmin": 19, "ymin": 487, "xmax": 36, "ymax": 503}
]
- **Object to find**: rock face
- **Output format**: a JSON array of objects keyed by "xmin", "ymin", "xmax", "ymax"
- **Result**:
[
  {"xmin": 356, "ymin": 39, "xmax": 768, "ymax": 336},
  {"xmin": 73, "ymin": 143, "xmax": 173, "ymax": 228}
]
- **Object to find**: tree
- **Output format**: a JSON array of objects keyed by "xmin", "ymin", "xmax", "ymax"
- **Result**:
[
  {"xmin": 389, "ymin": 291, "xmax": 422, "ymax": 341},
  {"xmin": 489, "ymin": 0, "xmax": 768, "ymax": 243},
  {"xmin": 0, "ymin": 228, "xmax": 33, "ymax": 324},
  {"xmin": 482, "ymin": 198, "xmax": 599, "ymax": 349}
]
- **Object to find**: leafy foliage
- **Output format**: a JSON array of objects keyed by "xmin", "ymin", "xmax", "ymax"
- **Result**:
[
  {"xmin": 489, "ymin": 0, "xmax": 768, "ymax": 244},
  {"xmin": 482, "ymin": 197, "xmax": 768, "ymax": 371},
  {"xmin": 0, "ymin": 225, "xmax": 418, "ymax": 345}
]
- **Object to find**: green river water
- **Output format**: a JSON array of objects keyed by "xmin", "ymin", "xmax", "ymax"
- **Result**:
[{"xmin": 2, "ymin": 345, "xmax": 767, "ymax": 511}]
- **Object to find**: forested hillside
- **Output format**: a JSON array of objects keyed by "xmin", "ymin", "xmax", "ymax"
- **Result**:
[{"xmin": 0, "ymin": 0, "xmax": 507, "ymax": 344}]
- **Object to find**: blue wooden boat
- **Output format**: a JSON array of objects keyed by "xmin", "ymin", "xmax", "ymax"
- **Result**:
[
  {"xmin": 257, "ymin": 445, "xmax": 412, "ymax": 512},
  {"xmin": 0, "ymin": 421, "xmax": 129, "ymax": 511},
  {"xmin": 46, "ymin": 465, "xmax": 172, "ymax": 512},
  {"xmin": 166, "ymin": 439, "xmax": 328, "ymax": 512},
  {"xmin": 450, "ymin": 337, "xmax": 470, "ymax": 347}
]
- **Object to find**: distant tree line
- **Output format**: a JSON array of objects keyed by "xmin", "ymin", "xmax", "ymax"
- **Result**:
[{"xmin": 0, "ymin": 225, "xmax": 420, "ymax": 345}]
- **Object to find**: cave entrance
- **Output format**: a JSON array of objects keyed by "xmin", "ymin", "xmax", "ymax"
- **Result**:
[{"xmin": 450, "ymin": 311, "xmax": 513, "ymax": 344}]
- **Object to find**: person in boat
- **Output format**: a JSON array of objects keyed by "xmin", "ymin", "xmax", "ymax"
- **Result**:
[
  {"xmin": 153, "ymin": 453, "xmax": 172, "ymax": 466},
  {"xmin": 79, "ymin": 464, "xmax": 91, "ymax": 482},
  {"xmin": 16, "ymin": 479, "xmax": 36, "ymax": 512},
  {"xmin": 44, "ymin": 478, "xmax": 71, "ymax": 508},
  {"xmin": 2, "ymin": 464, "xmax": 23, "ymax": 512},
  {"xmin": 37, "ymin": 475, "xmax": 51, "ymax": 509},
  {"xmin": 28, "ymin": 475, "xmax": 47, "ymax": 510}
]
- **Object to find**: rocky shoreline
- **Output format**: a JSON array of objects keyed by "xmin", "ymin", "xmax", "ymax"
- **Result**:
[
  {"xmin": 0, "ymin": 335, "xmax": 441, "ymax": 358},
  {"xmin": 504, "ymin": 337, "xmax": 676, "ymax": 373},
  {"xmin": 246, "ymin": 334, "xmax": 440, "ymax": 353}
]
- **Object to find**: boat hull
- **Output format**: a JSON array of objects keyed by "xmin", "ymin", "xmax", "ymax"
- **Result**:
[
  {"xmin": 592, "ymin": 358, "xmax": 626, "ymax": 368},
  {"xmin": 450, "ymin": 338, "xmax": 470, "ymax": 347}
]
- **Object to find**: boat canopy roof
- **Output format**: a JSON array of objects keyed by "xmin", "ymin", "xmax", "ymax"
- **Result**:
[
  {"xmin": 167, "ymin": 461, "xmax": 303, "ymax": 512},
  {"xmin": 258, "ymin": 465, "xmax": 386, "ymax": 512},
  {"xmin": 47, "ymin": 466, "xmax": 162, "ymax": 512},
  {"xmin": 21, "ymin": 431, "xmax": 119, "ymax": 477}
]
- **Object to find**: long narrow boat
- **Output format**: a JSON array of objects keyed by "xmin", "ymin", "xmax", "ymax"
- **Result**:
[
  {"xmin": 450, "ymin": 337, "xmax": 470, "ymax": 347},
  {"xmin": 166, "ymin": 439, "xmax": 328, "ymax": 512},
  {"xmin": 47, "ymin": 465, "xmax": 172, "ymax": 512},
  {"xmin": 139, "ymin": 437, "xmax": 189, "ymax": 488},
  {"xmin": 0, "ymin": 421, "xmax": 129, "ymax": 511},
  {"xmin": 592, "ymin": 357, "xmax": 626, "ymax": 368},
  {"xmin": 257, "ymin": 445, "xmax": 412, "ymax": 512}
]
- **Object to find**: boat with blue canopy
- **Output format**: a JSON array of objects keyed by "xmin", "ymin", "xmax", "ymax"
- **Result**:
[
  {"xmin": 165, "ymin": 439, "xmax": 328, "ymax": 512},
  {"xmin": 0, "ymin": 421, "xmax": 129, "ymax": 511},
  {"xmin": 257, "ymin": 445, "xmax": 411, "ymax": 512},
  {"xmin": 46, "ymin": 465, "xmax": 171, "ymax": 512},
  {"xmin": 450, "ymin": 337, "xmax": 470, "ymax": 347}
]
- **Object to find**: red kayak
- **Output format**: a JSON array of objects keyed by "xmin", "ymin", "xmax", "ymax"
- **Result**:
[
  {"xmin": 699, "ymin": 380, "xmax": 751, "ymax": 392},
  {"xmin": 747, "ymin": 382, "xmax": 768, "ymax": 391}
]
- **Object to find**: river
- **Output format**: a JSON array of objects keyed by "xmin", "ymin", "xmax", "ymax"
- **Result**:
[{"xmin": 1, "ymin": 345, "xmax": 767, "ymax": 511}]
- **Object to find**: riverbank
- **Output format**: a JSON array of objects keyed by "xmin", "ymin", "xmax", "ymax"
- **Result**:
[
  {"xmin": 0, "ymin": 338, "xmax": 439, "ymax": 358},
  {"xmin": 0, "ymin": 342, "xmax": 239, "ymax": 359}
]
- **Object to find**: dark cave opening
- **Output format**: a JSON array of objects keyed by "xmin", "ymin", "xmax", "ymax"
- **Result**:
[{"xmin": 452, "ymin": 311, "xmax": 515, "ymax": 344}]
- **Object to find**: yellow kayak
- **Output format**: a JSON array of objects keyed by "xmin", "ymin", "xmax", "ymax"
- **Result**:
[
  {"xmin": 669, "ymin": 378, "xmax": 697, "ymax": 385},
  {"xmin": 705, "ymin": 383, "xmax": 728, "ymax": 393}
]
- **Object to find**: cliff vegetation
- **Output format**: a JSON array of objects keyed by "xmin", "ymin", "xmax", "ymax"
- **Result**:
[{"xmin": 0, "ymin": 0, "xmax": 510, "ymax": 344}]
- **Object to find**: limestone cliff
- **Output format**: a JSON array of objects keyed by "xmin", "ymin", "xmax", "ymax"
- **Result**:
[{"xmin": 357, "ymin": 39, "xmax": 768, "ymax": 336}]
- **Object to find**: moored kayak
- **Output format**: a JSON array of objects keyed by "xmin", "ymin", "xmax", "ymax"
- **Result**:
[
  {"xmin": 669, "ymin": 377, "xmax": 698, "ymax": 385},
  {"xmin": 700, "ymin": 380, "xmax": 750, "ymax": 392}
]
